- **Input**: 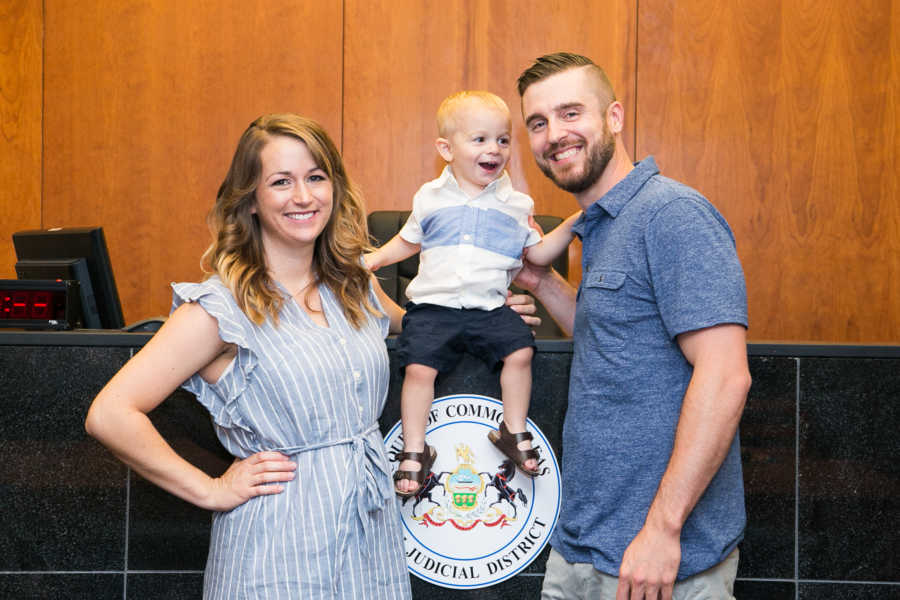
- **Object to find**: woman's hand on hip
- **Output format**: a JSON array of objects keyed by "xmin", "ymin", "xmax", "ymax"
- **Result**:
[{"xmin": 204, "ymin": 451, "xmax": 296, "ymax": 511}]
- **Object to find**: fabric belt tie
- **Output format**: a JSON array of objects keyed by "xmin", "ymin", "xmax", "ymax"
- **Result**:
[
  {"xmin": 270, "ymin": 423, "xmax": 393, "ymax": 591},
  {"xmin": 271, "ymin": 422, "xmax": 393, "ymax": 515}
]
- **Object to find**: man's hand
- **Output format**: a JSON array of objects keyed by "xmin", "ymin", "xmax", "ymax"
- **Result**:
[
  {"xmin": 363, "ymin": 251, "xmax": 379, "ymax": 271},
  {"xmin": 511, "ymin": 258, "xmax": 576, "ymax": 335},
  {"xmin": 513, "ymin": 257, "xmax": 552, "ymax": 295},
  {"xmin": 505, "ymin": 290, "xmax": 541, "ymax": 328},
  {"xmin": 616, "ymin": 521, "xmax": 681, "ymax": 600}
]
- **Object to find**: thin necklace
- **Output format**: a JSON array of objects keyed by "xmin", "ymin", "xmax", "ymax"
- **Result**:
[
  {"xmin": 290, "ymin": 277, "xmax": 324, "ymax": 317},
  {"xmin": 271, "ymin": 270, "xmax": 314, "ymax": 299},
  {"xmin": 290, "ymin": 277, "xmax": 315, "ymax": 298}
]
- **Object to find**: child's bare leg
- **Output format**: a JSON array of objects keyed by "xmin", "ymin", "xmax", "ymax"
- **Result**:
[
  {"xmin": 397, "ymin": 363, "xmax": 438, "ymax": 494},
  {"xmin": 499, "ymin": 346, "xmax": 537, "ymax": 472}
]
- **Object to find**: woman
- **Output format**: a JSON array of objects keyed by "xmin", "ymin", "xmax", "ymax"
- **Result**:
[{"xmin": 85, "ymin": 114, "xmax": 411, "ymax": 598}]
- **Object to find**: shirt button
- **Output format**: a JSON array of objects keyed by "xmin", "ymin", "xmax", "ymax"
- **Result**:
[
  {"xmin": 339, "ymin": 338, "xmax": 347, "ymax": 345},
  {"xmin": 463, "ymin": 234, "xmax": 471, "ymax": 241},
  {"xmin": 353, "ymin": 371, "xmax": 361, "ymax": 381}
]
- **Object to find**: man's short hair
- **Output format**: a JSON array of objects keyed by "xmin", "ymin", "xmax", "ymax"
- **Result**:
[{"xmin": 517, "ymin": 52, "xmax": 616, "ymax": 106}]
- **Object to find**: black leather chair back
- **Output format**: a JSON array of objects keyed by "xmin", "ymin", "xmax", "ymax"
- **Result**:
[{"xmin": 367, "ymin": 210, "xmax": 569, "ymax": 337}]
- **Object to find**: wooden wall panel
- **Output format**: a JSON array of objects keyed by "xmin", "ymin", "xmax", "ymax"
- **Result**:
[
  {"xmin": 0, "ymin": 0, "xmax": 42, "ymax": 279},
  {"xmin": 343, "ymin": 0, "xmax": 637, "ymax": 284},
  {"xmin": 637, "ymin": 0, "xmax": 899, "ymax": 342},
  {"xmin": 23, "ymin": 0, "xmax": 896, "ymax": 340},
  {"xmin": 42, "ymin": 0, "xmax": 343, "ymax": 324}
]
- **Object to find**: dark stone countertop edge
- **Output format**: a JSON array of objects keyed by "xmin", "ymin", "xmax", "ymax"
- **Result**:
[
  {"xmin": 746, "ymin": 342, "xmax": 900, "ymax": 358},
  {"xmin": 0, "ymin": 329, "xmax": 576, "ymax": 352},
  {"xmin": 0, "ymin": 329, "xmax": 154, "ymax": 347},
  {"xmin": 2, "ymin": 330, "xmax": 900, "ymax": 358}
]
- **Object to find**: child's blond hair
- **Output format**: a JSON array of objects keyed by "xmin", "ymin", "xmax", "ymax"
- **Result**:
[{"xmin": 436, "ymin": 91, "xmax": 510, "ymax": 138}]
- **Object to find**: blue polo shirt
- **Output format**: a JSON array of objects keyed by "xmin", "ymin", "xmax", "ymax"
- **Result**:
[{"xmin": 552, "ymin": 157, "xmax": 748, "ymax": 580}]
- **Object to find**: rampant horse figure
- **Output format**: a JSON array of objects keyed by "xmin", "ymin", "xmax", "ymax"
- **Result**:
[
  {"xmin": 481, "ymin": 459, "xmax": 529, "ymax": 519},
  {"xmin": 400, "ymin": 470, "xmax": 449, "ymax": 517}
]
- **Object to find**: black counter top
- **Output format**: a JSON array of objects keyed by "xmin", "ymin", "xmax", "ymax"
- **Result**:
[{"xmin": 2, "ymin": 329, "xmax": 899, "ymax": 358}]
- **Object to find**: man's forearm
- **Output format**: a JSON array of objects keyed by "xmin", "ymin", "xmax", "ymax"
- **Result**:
[
  {"xmin": 616, "ymin": 325, "xmax": 750, "ymax": 597},
  {"xmin": 527, "ymin": 266, "xmax": 577, "ymax": 335},
  {"xmin": 646, "ymin": 325, "xmax": 751, "ymax": 534}
]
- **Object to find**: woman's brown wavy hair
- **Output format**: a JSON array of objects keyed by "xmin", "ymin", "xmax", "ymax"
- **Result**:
[{"xmin": 201, "ymin": 113, "xmax": 379, "ymax": 328}]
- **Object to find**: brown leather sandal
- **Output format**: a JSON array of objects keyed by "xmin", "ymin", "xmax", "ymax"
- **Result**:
[
  {"xmin": 488, "ymin": 421, "xmax": 541, "ymax": 477},
  {"xmin": 393, "ymin": 443, "xmax": 437, "ymax": 498}
]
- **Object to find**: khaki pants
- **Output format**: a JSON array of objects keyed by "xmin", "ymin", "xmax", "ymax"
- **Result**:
[{"xmin": 541, "ymin": 547, "xmax": 739, "ymax": 600}]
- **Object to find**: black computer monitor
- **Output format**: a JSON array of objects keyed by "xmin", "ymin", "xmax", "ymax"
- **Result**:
[{"xmin": 13, "ymin": 227, "xmax": 125, "ymax": 329}]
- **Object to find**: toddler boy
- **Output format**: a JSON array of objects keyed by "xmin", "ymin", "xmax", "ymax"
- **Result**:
[{"xmin": 366, "ymin": 91, "xmax": 578, "ymax": 496}]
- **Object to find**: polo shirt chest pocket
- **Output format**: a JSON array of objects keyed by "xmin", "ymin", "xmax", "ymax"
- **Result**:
[{"xmin": 579, "ymin": 270, "xmax": 629, "ymax": 352}]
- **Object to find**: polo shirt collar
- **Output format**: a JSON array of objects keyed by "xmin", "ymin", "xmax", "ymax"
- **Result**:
[
  {"xmin": 436, "ymin": 165, "xmax": 513, "ymax": 202},
  {"xmin": 593, "ymin": 156, "xmax": 660, "ymax": 218},
  {"xmin": 572, "ymin": 156, "xmax": 659, "ymax": 238}
]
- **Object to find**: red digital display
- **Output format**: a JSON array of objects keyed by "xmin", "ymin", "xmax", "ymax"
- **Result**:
[{"xmin": 0, "ymin": 289, "xmax": 67, "ymax": 321}]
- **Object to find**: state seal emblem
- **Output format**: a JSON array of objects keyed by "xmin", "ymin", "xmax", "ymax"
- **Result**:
[{"xmin": 383, "ymin": 393, "xmax": 561, "ymax": 589}]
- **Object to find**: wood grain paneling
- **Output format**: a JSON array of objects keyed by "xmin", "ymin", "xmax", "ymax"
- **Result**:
[
  {"xmin": 42, "ymin": 0, "xmax": 343, "ymax": 324},
  {"xmin": 24, "ymin": 0, "xmax": 897, "ymax": 340},
  {"xmin": 0, "ymin": 0, "xmax": 42, "ymax": 279},
  {"xmin": 637, "ymin": 0, "xmax": 899, "ymax": 342},
  {"xmin": 343, "ymin": 0, "xmax": 637, "ymax": 284}
]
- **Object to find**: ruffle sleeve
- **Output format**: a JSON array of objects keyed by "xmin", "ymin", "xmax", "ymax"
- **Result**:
[{"xmin": 170, "ymin": 279, "xmax": 258, "ymax": 434}]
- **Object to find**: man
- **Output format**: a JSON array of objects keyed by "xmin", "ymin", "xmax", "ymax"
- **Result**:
[{"xmin": 515, "ymin": 52, "xmax": 752, "ymax": 600}]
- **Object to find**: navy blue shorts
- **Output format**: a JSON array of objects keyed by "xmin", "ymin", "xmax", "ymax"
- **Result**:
[{"xmin": 396, "ymin": 302, "xmax": 536, "ymax": 373}]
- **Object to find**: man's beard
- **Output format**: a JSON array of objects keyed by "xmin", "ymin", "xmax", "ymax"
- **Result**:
[{"xmin": 538, "ymin": 128, "xmax": 615, "ymax": 194}]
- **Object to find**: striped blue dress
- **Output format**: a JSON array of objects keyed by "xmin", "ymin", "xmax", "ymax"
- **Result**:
[{"xmin": 172, "ymin": 277, "xmax": 411, "ymax": 600}]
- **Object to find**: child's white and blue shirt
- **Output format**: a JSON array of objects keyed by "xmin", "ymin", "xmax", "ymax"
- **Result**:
[{"xmin": 399, "ymin": 166, "xmax": 541, "ymax": 310}]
